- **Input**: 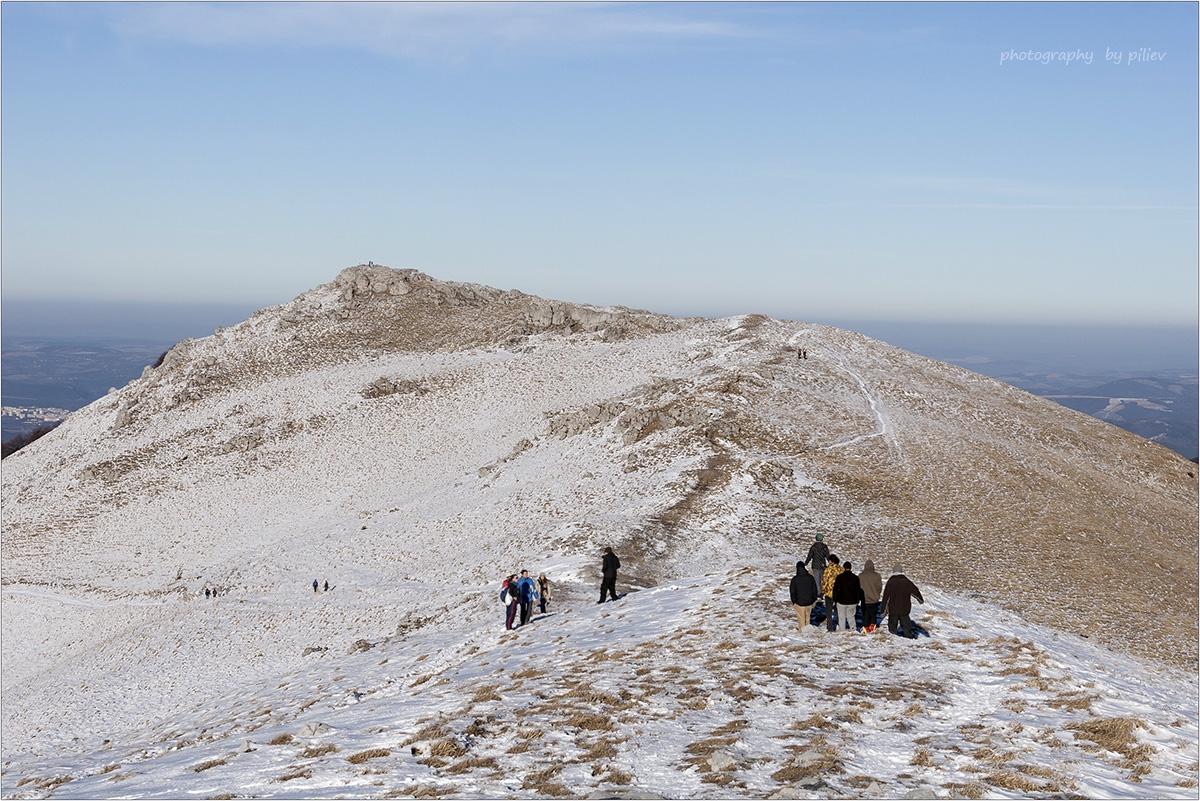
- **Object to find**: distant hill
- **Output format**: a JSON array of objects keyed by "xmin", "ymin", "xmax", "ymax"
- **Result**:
[{"xmin": 999, "ymin": 372, "xmax": 1199, "ymax": 460}]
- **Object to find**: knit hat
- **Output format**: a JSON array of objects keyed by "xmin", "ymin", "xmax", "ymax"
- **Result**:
[
  {"xmin": 892, "ymin": 564, "xmax": 903, "ymax": 574},
  {"xmin": 815, "ymin": 533, "xmax": 824, "ymax": 541}
]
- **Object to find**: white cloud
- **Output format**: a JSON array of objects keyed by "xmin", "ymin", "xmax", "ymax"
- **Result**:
[{"xmin": 102, "ymin": 2, "xmax": 749, "ymax": 61}]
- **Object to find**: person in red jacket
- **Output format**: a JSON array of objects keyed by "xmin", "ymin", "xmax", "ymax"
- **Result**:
[{"xmin": 881, "ymin": 565, "xmax": 924, "ymax": 638}]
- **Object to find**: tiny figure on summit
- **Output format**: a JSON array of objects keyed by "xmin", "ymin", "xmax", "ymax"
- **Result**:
[{"xmin": 312, "ymin": 579, "xmax": 319, "ymax": 593}]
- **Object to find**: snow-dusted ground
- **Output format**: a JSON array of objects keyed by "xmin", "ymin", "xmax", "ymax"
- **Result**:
[
  {"xmin": 3, "ymin": 266, "xmax": 1196, "ymax": 798},
  {"xmin": 3, "ymin": 568, "xmax": 1197, "ymax": 799}
]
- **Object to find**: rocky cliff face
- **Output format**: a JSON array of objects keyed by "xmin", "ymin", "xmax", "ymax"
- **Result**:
[{"xmin": 2, "ymin": 265, "xmax": 1196, "ymax": 775}]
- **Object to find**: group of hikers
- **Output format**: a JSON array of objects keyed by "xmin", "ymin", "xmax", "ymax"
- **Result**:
[
  {"xmin": 790, "ymin": 533, "xmax": 924, "ymax": 638},
  {"xmin": 499, "ymin": 547, "xmax": 622, "ymax": 629},
  {"xmin": 495, "ymin": 539, "xmax": 924, "ymax": 640},
  {"xmin": 500, "ymin": 570, "xmax": 553, "ymax": 629}
]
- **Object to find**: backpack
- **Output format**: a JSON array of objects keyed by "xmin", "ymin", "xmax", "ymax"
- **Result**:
[{"xmin": 500, "ymin": 583, "xmax": 510, "ymax": 604}]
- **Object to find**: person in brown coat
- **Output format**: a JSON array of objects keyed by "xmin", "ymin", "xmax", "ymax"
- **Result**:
[
  {"xmin": 881, "ymin": 564, "xmax": 924, "ymax": 638},
  {"xmin": 858, "ymin": 560, "xmax": 883, "ymax": 633}
]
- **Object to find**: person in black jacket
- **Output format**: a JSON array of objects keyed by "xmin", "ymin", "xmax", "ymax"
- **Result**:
[
  {"xmin": 831, "ymin": 561, "xmax": 862, "ymax": 633},
  {"xmin": 599, "ymin": 547, "xmax": 620, "ymax": 603},
  {"xmin": 789, "ymin": 561, "xmax": 819, "ymax": 632}
]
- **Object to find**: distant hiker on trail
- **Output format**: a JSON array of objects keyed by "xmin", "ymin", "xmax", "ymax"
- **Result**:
[
  {"xmin": 312, "ymin": 579, "xmax": 319, "ymax": 593},
  {"xmin": 821, "ymin": 555, "xmax": 843, "ymax": 631},
  {"xmin": 205, "ymin": 588, "xmax": 210, "ymax": 599},
  {"xmin": 324, "ymin": 580, "xmax": 329, "ymax": 592},
  {"xmin": 517, "ymin": 570, "xmax": 538, "ymax": 626},
  {"xmin": 789, "ymin": 561, "xmax": 819, "ymax": 633},
  {"xmin": 859, "ymin": 560, "xmax": 883, "ymax": 634},
  {"xmin": 832, "ymin": 561, "xmax": 862, "ymax": 633},
  {"xmin": 882, "ymin": 565, "xmax": 924, "ymax": 639},
  {"xmin": 804, "ymin": 534, "xmax": 831, "ymax": 602},
  {"xmin": 537, "ymin": 573, "xmax": 551, "ymax": 614},
  {"xmin": 600, "ymin": 547, "xmax": 620, "ymax": 603},
  {"xmin": 502, "ymin": 575, "xmax": 520, "ymax": 630}
]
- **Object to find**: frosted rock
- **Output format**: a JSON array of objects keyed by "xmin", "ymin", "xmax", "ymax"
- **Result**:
[
  {"xmin": 768, "ymin": 790, "xmax": 811, "ymax": 800},
  {"xmin": 299, "ymin": 722, "xmax": 333, "ymax": 736},
  {"xmin": 708, "ymin": 751, "xmax": 736, "ymax": 771}
]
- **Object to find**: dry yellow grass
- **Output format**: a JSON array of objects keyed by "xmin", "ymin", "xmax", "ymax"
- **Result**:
[
  {"xmin": 1067, "ymin": 717, "xmax": 1147, "ymax": 757},
  {"xmin": 603, "ymin": 768, "xmax": 634, "ymax": 785},
  {"xmin": 522, "ymin": 765, "xmax": 572, "ymax": 796},
  {"xmin": 275, "ymin": 767, "xmax": 312, "ymax": 782},
  {"xmin": 443, "ymin": 756, "xmax": 498, "ymax": 775},
  {"xmin": 789, "ymin": 713, "xmax": 837, "ymax": 731},
  {"xmin": 772, "ymin": 753, "xmax": 843, "ymax": 782},
  {"xmin": 346, "ymin": 748, "xmax": 390, "ymax": 764},
  {"xmin": 564, "ymin": 711, "xmax": 613, "ymax": 731},
  {"xmin": 940, "ymin": 781, "xmax": 986, "ymax": 798},
  {"xmin": 299, "ymin": 742, "xmax": 338, "ymax": 758},
  {"xmin": 984, "ymin": 771, "xmax": 1043, "ymax": 792}
]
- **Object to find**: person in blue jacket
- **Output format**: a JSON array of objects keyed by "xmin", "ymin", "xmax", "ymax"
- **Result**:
[{"xmin": 516, "ymin": 570, "xmax": 539, "ymax": 626}]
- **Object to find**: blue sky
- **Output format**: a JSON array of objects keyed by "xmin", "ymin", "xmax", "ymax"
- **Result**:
[{"xmin": 3, "ymin": 2, "xmax": 1197, "ymax": 325}]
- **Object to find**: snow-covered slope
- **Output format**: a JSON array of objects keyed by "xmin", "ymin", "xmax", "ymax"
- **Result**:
[{"xmin": 3, "ymin": 265, "xmax": 1196, "ymax": 798}]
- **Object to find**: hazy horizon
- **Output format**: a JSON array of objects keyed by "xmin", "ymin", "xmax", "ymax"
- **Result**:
[{"xmin": 4, "ymin": 297, "xmax": 1196, "ymax": 376}]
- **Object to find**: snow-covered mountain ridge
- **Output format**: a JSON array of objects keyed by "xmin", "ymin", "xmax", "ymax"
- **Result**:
[{"xmin": 2, "ymin": 264, "xmax": 1196, "ymax": 798}]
